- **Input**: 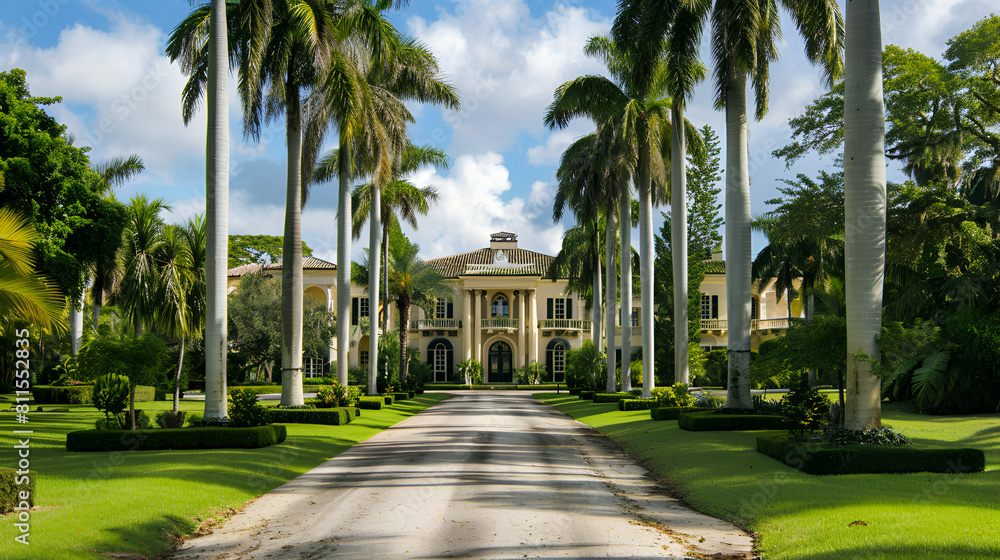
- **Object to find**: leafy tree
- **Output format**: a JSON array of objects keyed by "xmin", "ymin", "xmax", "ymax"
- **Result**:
[
  {"xmin": 654, "ymin": 214, "xmax": 706, "ymax": 386},
  {"xmin": 227, "ymin": 235, "xmax": 313, "ymax": 269},
  {"xmin": 77, "ymin": 334, "xmax": 168, "ymax": 429},
  {"xmin": 685, "ymin": 125, "xmax": 724, "ymax": 259}
]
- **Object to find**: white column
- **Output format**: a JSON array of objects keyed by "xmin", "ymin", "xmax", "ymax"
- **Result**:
[
  {"xmin": 463, "ymin": 289, "xmax": 472, "ymax": 361},
  {"xmin": 516, "ymin": 290, "xmax": 526, "ymax": 368},
  {"xmin": 473, "ymin": 289, "xmax": 481, "ymax": 364},
  {"xmin": 527, "ymin": 289, "xmax": 537, "ymax": 365}
]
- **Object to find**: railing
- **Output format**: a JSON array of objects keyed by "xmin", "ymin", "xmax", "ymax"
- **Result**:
[
  {"xmin": 409, "ymin": 319, "xmax": 461, "ymax": 329},
  {"xmin": 539, "ymin": 319, "xmax": 591, "ymax": 331},
  {"xmin": 613, "ymin": 324, "xmax": 641, "ymax": 334},
  {"xmin": 482, "ymin": 317, "xmax": 518, "ymax": 330},
  {"xmin": 699, "ymin": 318, "xmax": 795, "ymax": 331}
]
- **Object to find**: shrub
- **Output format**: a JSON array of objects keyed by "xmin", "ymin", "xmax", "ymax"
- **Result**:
[
  {"xmin": 1, "ymin": 468, "xmax": 36, "ymax": 514},
  {"xmin": 651, "ymin": 383, "xmax": 694, "ymax": 408},
  {"xmin": 565, "ymin": 341, "xmax": 605, "ymax": 392},
  {"xmin": 315, "ymin": 384, "xmax": 348, "ymax": 408},
  {"xmin": 829, "ymin": 427, "xmax": 911, "ymax": 446},
  {"xmin": 619, "ymin": 399, "xmax": 656, "ymax": 411},
  {"xmin": 780, "ymin": 377, "xmax": 831, "ymax": 436},
  {"xmin": 228, "ymin": 388, "xmax": 268, "ymax": 427},
  {"xmin": 650, "ymin": 406, "xmax": 715, "ymax": 421},
  {"xmin": 66, "ymin": 425, "xmax": 287, "ymax": 452},
  {"xmin": 456, "ymin": 359, "xmax": 483, "ymax": 385},
  {"xmin": 678, "ymin": 410, "xmax": 785, "ymax": 431},
  {"xmin": 348, "ymin": 366, "xmax": 367, "ymax": 385},
  {"xmin": 403, "ymin": 357, "xmax": 431, "ymax": 392},
  {"xmin": 31, "ymin": 385, "xmax": 93, "ymax": 404},
  {"xmin": 579, "ymin": 390, "xmax": 596, "ymax": 400},
  {"xmin": 95, "ymin": 410, "xmax": 151, "ymax": 430},
  {"xmin": 756, "ymin": 434, "xmax": 985, "ymax": 475},
  {"xmin": 346, "ymin": 386, "xmax": 365, "ymax": 406},
  {"xmin": 568, "ymin": 388, "xmax": 582, "ymax": 395},
  {"xmin": 265, "ymin": 407, "xmax": 353, "ymax": 425},
  {"xmin": 391, "ymin": 392, "xmax": 409, "ymax": 402},
  {"xmin": 752, "ymin": 393, "xmax": 783, "ymax": 415},
  {"xmin": 381, "ymin": 395, "xmax": 395, "ymax": 405},
  {"xmin": 517, "ymin": 362, "xmax": 546, "ymax": 384},
  {"xmin": 593, "ymin": 392, "xmax": 630, "ymax": 403},
  {"xmin": 155, "ymin": 411, "xmax": 187, "ymax": 429},
  {"xmin": 93, "ymin": 374, "xmax": 129, "ymax": 426},
  {"xmin": 185, "ymin": 412, "xmax": 203, "ymax": 427},
  {"xmin": 357, "ymin": 396, "xmax": 384, "ymax": 410},
  {"xmin": 693, "ymin": 393, "xmax": 726, "ymax": 409}
]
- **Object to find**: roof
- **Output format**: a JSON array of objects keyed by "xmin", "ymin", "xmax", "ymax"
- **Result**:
[
  {"xmin": 228, "ymin": 256, "xmax": 337, "ymax": 277},
  {"xmin": 426, "ymin": 247, "xmax": 558, "ymax": 278},
  {"xmin": 703, "ymin": 260, "xmax": 725, "ymax": 274}
]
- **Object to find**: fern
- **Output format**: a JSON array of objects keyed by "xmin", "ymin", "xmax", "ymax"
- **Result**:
[{"xmin": 910, "ymin": 351, "xmax": 951, "ymax": 412}]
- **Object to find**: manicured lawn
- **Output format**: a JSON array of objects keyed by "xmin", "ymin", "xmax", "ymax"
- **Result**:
[
  {"xmin": 0, "ymin": 392, "xmax": 450, "ymax": 559},
  {"xmin": 537, "ymin": 394, "xmax": 1000, "ymax": 560}
]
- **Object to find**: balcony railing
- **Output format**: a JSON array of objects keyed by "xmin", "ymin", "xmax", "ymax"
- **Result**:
[
  {"xmin": 409, "ymin": 319, "xmax": 461, "ymax": 329},
  {"xmin": 482, "ymin": 317, "xmax": 518, "ymax": 331},
  {"xmin": 613, "ymin": 324, "xmax": 641, "ymax": 334},
  {"xmin": 539, "ymin": 319, "xmax": 591, "ymax": 331},
  {"xmin": 699, "ymin": 318, "xmax": 795, "ymax": 331}
]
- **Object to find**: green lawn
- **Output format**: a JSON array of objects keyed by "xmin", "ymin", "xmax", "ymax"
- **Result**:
[
  {"xmin": 537, "ymin": 394, "xmax": 1000, "ymax": 560},
  {"xmin": 0, "ymin": 392, "xmax": 450, "ymax": 559}
]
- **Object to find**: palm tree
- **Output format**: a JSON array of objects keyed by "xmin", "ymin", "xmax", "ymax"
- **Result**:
[
  {"xmin": 612, "ymin": 0, "xmax": 843, "ymax": 407},
  {"xmin": 153, "ymin": 224, "xmax": 193, "ymax": 415},
  {"xmin": 843, "ymin": 0, "xmax": 886, "ymax": 429},
  {"xmin": 166, "ymin": 0, "xmax": 231, "ymax": 419},
  {"xmin": 0, "ymin": 208, "xmax": 67, "ymax": 334},
  {"xmin": 545, "ymin": 35, "xmax": 701, "ymax": 397},
  {"xmin": 549, "ymin": 222, "xmax": 603, "ymax": 353}
]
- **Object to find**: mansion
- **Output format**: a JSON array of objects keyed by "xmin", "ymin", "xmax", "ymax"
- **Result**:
[{"xmin": 227, "ymin": 232, "xmax": 800, "ymax": 383}]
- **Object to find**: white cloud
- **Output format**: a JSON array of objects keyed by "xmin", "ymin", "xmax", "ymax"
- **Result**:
[{"xmin": 526, "ymin": 125, "xmax": 590, "ymax": 166}]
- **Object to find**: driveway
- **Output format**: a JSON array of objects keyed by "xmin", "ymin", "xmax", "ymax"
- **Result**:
[{"xmin": 173, "ymin": 391, "xmax": 753, "ymax": 559}]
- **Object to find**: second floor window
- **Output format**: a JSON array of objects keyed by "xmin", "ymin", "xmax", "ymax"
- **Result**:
[
  {"xmin": 631, "ymin": 308, "xmax": 639, "ymax": 327},
  {"xmin": 436, "ymin": 298, "xmax": 447, "ymax": 319},
  {"xmin": 492, "ymin": 294, "xmax": 509, "ymax": 317},
  {"xmin": 701, "ymin": 295, "xmax": 719, "ymax": 320}
]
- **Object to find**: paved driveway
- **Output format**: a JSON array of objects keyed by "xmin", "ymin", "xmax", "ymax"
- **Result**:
[{"xmin": 173, "ymin": 391, "xmax": 753, "ymax": 559}]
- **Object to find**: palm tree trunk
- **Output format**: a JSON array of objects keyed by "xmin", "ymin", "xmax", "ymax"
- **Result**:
[
  {"xmin": 592, "ymin": 220, "xmax": 603, "ymax": 352},
  {"xmin": 337, "ymin": 143, "xmax": 352, "ymax": 389},
  {"xmin": 671, "ymin": 104, "xmax": 689, "ymax": 385},
  {"xmin": 844, "ymin": 0, "xmax": 886, "ymax": 430},
  {"xmin": 620, "ymin": 180, "xmax": 632, "ymax": 392},
  {"xmin": 399, "ymin": 295, "xmax": 410, "ymax": 383},
  {"xmin": 808, "ymin": 243, "xmax": 824, "ymax": 387},
  {"xmin": 203, "ymin": 0, "xmax": 229, "ymax": 421},
  {"xmin": 724, "ymin": 67, "xmax": 752, "ymax": 409},
  {"xmin": 93, "ymin": 289, "xmax": 103, "ymax": 330},
  {"xmin": 605, "ymin": 202, "xmax": 617, "ymax": 392},
  {"xmin": 383, "ymin": 222, "xmax": 390, "ymax": 325},
  {"xmin": 639, "ymin": 165, "xmax": 655, "ymax": 400},
  {"xmin": 280, "ymin": 77, "xmax": 305, "ymax": 407},
  {"xmin": 70, "ymin": 295, "xmax": 83, "ymax": 355},
  {"xmin": 369, "ymin": 185, "xmax": 381, "ymax": 389},
  {"xmin": 173, "ymin": 336, "xmax": 185, "ymax": 414}
]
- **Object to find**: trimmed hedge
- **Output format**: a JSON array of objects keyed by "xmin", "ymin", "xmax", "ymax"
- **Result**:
[
  {"xmin": 265, "ymin": 407, "xmax": 355, "ymax": 425},
  {"xmin": 66, "ymin": 425, "xmax": 287, "ymax": 452},
  {"xmin": 579, "ymin": 390, "xmax": 596, "ymax": 400},
  {"xmin": 618, "ymin": 399, "xmax": 656, "ymax": 411},
  {"xmin": 357, "ymin": 397, "xmax": 385, "ymax": 410},
  {"xmin": 424, "ymin": 383, "xmax": 473, "ymax": 390},
  {"xmin": 678, "ymin": 410, "xmax": 786, "ymax": 431},
  {"xmin": 380, "ymin": 395, "xmax": 395, "ymax": 405},
  {"xmin": 757, "ymin": 434, "xmax": 987, "ymax": 475},
  {"xmin": 650, "ymin": 406, "xmax": 716, "ymax": 421},
  {"xmin": 568, "ymin": 388, "xmax": 582, "ymax": 395},
  {"xmin": 391, "ymin": 392, "xmax": 409, "ymax": 402},
  {"xmin": 593, "ymin": 392, "xmax": 631, "ymax": 404},
  {"xmin": 1, "ymin": 468, "xmax": 36, "ymax": 514},
  {"xmin": 32, "ymin": 384, "xmax": 156, "ymax": 404}
]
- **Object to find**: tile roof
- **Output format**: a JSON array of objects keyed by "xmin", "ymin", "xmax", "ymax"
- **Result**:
[
  {"xmin": 703, "ymin": 260, "xmax": 726, "ymax": 274},
  {"xmin": 426, "ymin": 248, "xmax": 558, "ymax": 279},
  {"xmin": 228, "ymin": 256, "xmax": 337, "ymax": 277}
]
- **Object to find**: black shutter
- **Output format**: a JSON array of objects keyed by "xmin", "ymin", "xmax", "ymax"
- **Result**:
[
  {"xmin": 712, "ymin": 295, "xmax": 719, "ymax": 319},
  {"xmin": 566, "ymin": 298, "xmax": 573, "ymax": 319},
  {"xmin": 547, "ymin": 298, "xmax": 553, "ymax": 319},
  {"xmin": 352, "ymin": 297, "xmax": 359, "ymax": 325},
  {"xmin": 426, "ymin": 345, "xmax": 435, "ymax": 365},
  {"xmin": 545, "ymin": 348, "xmax": 553, "ymax": 376},
  {"xmin": 446, "ymin": 349, "xmax": 454, "ymax": 379},
  {"xmin": 447, "ymin": 302, "xmax": 454, "ymax": 319}
]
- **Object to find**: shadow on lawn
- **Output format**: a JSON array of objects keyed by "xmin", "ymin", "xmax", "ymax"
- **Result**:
[
  {"xmin": 96, "ymin": 514, "xmax": 197, "ymax": 557},
  {"xmin": 791, "ymin": 543, "xmax": 1000, "ymax": 560}
]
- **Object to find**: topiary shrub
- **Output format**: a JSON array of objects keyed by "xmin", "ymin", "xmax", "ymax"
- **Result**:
[
  {"xmin": 650, "ymin": 406, "xmax": 715, "ymax": 421},
  {"xmin": 155, "ymin": 410, "xmax": 187, "ymax": 429},
  {"xmin": 357, "ymin": 396, "xmax": 384, "ymax": 410},
  {"xmin": 93, "ymin": 374, "xmax": 130, "ymax": 428},
  {"xmin": 780, "ymin": 377, "xmax": 831, "ymax": 436},
  {"xmin": 829, "ymin": 427, "xmax": 911, "ymax": 446},
  {"xmin": 593, "ymin": 392, "xmax": 630, "ymax": 403},
  {"xmin": 619, "ymin": 399, "xmax": 656, "ymax": 411},
  {"xmin": 678, "ymin": 410, "xmax": 785, "ymax": 431},
  {"xmin": 651, "ymin": 383, "xmax": 694, "ymax": 408},
  {"xmin": 1, "ymin": 468, "xmax": 35, "ymax": 514},
  {"xmin": 391, "ymin": 392, "xmax": 409, "ymax": 402},
  {"xmin": 380, "ymin": 395, "xmax": 395, "ymax": 405},
  {"xmin": 579, "ymin": 390, "xmax": 596, "ymax": 400},
  {"xmin": 228, "ymin": 388, "xmax": 268, "ymax": 427},
  {"xmin": 66, "ymin": 425, "xmax": 287, "ymax": 452},
  {"xmin": 32, "ymin": 385, "xmax": 94, "ymax": 404},
  {"xmin": 265, "ymin": 407, "xmax": 353, "ymax": 425}
]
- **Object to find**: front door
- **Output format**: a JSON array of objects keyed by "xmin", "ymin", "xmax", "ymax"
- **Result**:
[{"xmin": 488, "ymin": 341, "xmax": 514, "ymax": 383}]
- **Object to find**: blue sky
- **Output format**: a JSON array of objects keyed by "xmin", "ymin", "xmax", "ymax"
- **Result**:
[{"xmin": 1, "ymin": 0, "xmax": 993, "ymax": 264}]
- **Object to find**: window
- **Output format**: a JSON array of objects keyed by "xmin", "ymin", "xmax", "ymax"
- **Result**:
[
  {"xmin": 547, "ymin": 297, "xmax": 573, "ymax": 320},
  {"xmin": 359, "ymin": 297, "xmax": 369, "ymax": 318},
  {"xmin": 492, "ymin": 294, "xmax": 509, "ymax": 317},
  {"xmin": 303, "ymin": 357, "xmax": 323, "ymax": 378},
  {"xmin": 436, "ymin": 298, "xmax": 447, "ymax": 319},
  {"xmin": 552, "ymin": 342, "xmax": 566, "ymax": 382},
  {"xmin": 554, "ymin": 298, "xmax": 565, "ymax": 319},
  {"xmin": 631, "ymin": 308, "xmax": 639, "ymax": 327},
  {"xmin": 359, "ymin": 350, "xmax": 369, "ymax": 367},
  {"xmin": 701, "ymin": 295, "xmax": 711, "ymax": 320},
  {"xmin": 434, "ymin": 343, "xmax": 447, "ymax": 378}
]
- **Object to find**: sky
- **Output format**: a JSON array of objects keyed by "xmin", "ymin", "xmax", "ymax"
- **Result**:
[{"xmin": 1, "ymin": 0, "xmax": 994, "ymax": 265}]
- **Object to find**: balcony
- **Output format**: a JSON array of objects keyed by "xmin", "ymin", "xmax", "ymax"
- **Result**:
[
  {"xmin": 409, "ymin": 319, "xmax": 461, "ymax": 329},
  {"xmin": 539, "ymin": 319, "xmax": 591, "ymax": 331},
  {"xmin": 481, "ymin": 317, "xmax": 518, "ymax": 331},
  {"xmin": 699, "ymin": 318, "xmax": 794, "ymax": 331}
]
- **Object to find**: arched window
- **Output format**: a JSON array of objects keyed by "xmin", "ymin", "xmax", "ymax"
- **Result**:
[
  {"xmin": 426, "ymin": 338, "xmax": 454, "ymax": 382},
  {"xmin": 434, "ymin": 343, "xmax": 447, "ymax": 379},
  {"xmin": 546, "ymin": 338, "xmax": 570, "ymax": 383},
  {"xmin": 491, "ymin": 294, "xmax": 509, "ymax": 317}
]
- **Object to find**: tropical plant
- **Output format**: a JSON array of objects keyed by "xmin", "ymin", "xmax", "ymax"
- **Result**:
[
  {"xmin": 651, "ymin": 383, "xmax": 693, "ymax": 408},
  {"xmin": 228, "ymin": 387, "xmax": 268, "ymax": 427},
  {"xmin": 564, "ymin": 341, "xmax": 605, "ymax": 392},
  {"xmin": 781, "ymin": 375, "xmax": 831, "ymax": 436},
  {"xmin": 92, "ymin": 373, "xmax": 130, "ymax": 429},
  {"xmin": 456, "ymin": 358, "xmax": 483, "ymax": 386},
  {"xmin": 0, "ymin": 208, "xmax": 66, "ymax": 334}
]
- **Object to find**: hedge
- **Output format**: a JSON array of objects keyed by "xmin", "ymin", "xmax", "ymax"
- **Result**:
[
  {"xmin": 265, "ymin": 407, "xmax": 355, "ymax": 425},
  {"xmin": 678, "ymin": 410, "xmax": 786, "ymax": 431},
  {"xmin": 568, "ymin": 388, "xmax": 582, "ymax": 396},
  {"xmin": 357, "ymin": 397, "xmax": 385, "ymax": 410},
  {"xmin": 380, "ymin": 395, "xmax": 395, "ymax": 405},
  {"xmin": 579, "ymin": 390, "xmax": 596, "ymax": 400},
  {"xmin": 0, "ymin": 468, "xmax": 35, "ymax": 514},
  {"xmin": 390, "ymin": 392, "xmax": 409, "ymax": 402},
  {"xmin": 593, "ymin": 392, "xmax": 631, "ymax": 404},
  {"xmin": 756, "ymin": 434, "xmax": 987, "ymax": 475},
  {"xmin": 618, "ymin": 399, "xmax": 656, "ymax": 411},
  {"xmin": 649, "ymin": 406, "xmax": 716, "ymax": 421},
  {"xmin": 32, "ymin": 384, "xmax": 156, "ymax": 405},
  {"xmin": 424, "ymin": 384, "xmax": 473, "ymax": 390},
  {"xmin": 66, "ymin": 425, "xmax": 287, "ymax": 452}
]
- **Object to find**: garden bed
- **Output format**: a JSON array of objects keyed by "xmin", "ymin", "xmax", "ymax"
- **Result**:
[
  {"xmin": 756, "ymin": 434, "xmax": 986, "ymax": 475},
  {"xmin": 66, "ymin": 425, "xmax": 287, "ymax": 452},
  {"xmin": 678, "ymin": 409, "xmax": 785, "ymax": 431},
  {"xmin": 265, "ymin": 407, "xmax": 357, "ymax": 425}
]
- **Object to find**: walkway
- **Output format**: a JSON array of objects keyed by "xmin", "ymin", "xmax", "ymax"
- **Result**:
[{"xmin": 172, "ymin": 391, "xmax": 753, "ymax": 559}]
